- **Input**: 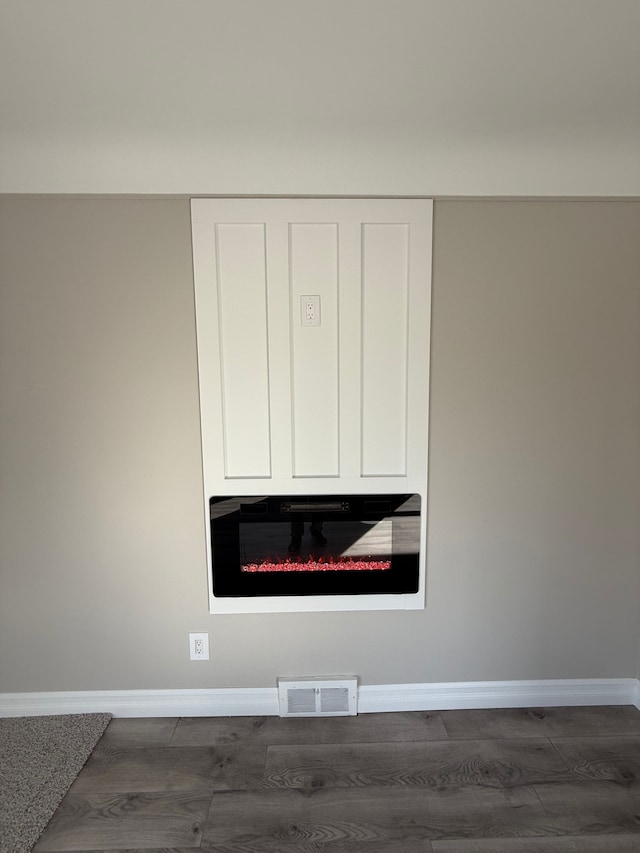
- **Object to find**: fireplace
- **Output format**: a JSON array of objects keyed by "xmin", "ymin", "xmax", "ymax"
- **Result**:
[{"xmin": 210, "ymin": 494, "xmax": 421, "ymax": 598}]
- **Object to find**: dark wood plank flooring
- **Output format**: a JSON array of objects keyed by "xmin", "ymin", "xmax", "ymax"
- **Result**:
[{"xmin": 33, "ymin": 706, "xmax": 640, "ymax": 852}]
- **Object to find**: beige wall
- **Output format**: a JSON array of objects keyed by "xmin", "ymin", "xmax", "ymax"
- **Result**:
[{"xmin": 1, "ymin": 198, "xmax": 639, "ymax": 693}]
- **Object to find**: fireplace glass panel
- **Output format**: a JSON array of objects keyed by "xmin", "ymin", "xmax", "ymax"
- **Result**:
[{"xmin": 210, "ymin": 494, "xmax": 420, "ymax": 597}]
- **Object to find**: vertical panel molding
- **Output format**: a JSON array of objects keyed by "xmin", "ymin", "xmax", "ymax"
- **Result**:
[
  {"xmin": 290, "ymin": 223, "xmax": 340, "ymax": 477},
  {"xmin": 216, "ymin": 223, "xmax": 272, "ymax": 478},
  {"xmin": 361, "ymin": 223, "xmax": 410, "ymax": 477}
]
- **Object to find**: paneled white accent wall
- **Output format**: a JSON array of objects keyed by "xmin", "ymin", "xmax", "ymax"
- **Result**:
[{"xmin": 191, "ymin": 198, "xmax": 432, "ymax": 612}]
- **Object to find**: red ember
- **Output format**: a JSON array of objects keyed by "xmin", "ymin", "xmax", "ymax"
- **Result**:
[{"xmin": 242, "ymin": 556, "xmax": 391, "ymax": 573}]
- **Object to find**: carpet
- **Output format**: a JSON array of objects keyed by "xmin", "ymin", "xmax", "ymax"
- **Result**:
[{"xmin": 0, "ymin": 713, "xmax": 111, "ymax": 853}]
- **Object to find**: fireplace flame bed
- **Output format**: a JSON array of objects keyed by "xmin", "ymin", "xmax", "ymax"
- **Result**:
[{"xmin": 242, "ymin": 556, "xmax": 392, "ymax": 573}]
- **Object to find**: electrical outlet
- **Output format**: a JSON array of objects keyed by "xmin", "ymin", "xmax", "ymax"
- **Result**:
[
  {"xmin": 300, "ymin": 294, "xmax": 320, "ymax": 326},
  {"xmin": 189, "ymin": 632, "xmax": 209, "ymax": 661}
]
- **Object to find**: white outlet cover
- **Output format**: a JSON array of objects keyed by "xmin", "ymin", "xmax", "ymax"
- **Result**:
[
  {"xmin": 189, "ymin": 632, "xmax": 209, "ymax": 660},
  {"xmin": 300, "ymin": 294, "xmax": 320, "ymax": 326}
]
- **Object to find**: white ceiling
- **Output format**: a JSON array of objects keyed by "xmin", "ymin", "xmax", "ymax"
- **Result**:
[{"xmin": 1, "ymin": 0, "xmax": 639, "ymax": 195}]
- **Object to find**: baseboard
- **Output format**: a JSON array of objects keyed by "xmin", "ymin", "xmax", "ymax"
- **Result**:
[
  {"xmin": 1, "ymin": 678, "xmax": 638, "ymax": 718},
  {"xmin": 357, "ymin": 678, "xmax": 640, "ymax": 713},
  {"xmin": 0, "ymin": 688, "xmax": 279, "ymax": 718}
]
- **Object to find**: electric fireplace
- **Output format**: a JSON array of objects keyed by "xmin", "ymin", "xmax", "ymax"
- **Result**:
[{"xmin": 210, "ymin": 493, "xmax": 420, "ymax": 597}]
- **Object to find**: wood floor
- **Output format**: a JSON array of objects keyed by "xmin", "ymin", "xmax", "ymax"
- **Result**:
[{"xmin": 34, "ymin": 705, "xmax": 640, "ymax": 852}]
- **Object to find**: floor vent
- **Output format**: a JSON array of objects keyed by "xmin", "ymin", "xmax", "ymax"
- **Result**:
[{"xmin": 277, "ymin": 676, "xmax": 358, "ymax": 717}]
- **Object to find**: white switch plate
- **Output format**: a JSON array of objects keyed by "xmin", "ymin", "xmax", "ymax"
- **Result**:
[
  {"xmin": 189, "ymin": 632, "xmax": 209, "ymax": 660},
  {"xmin": 300, "ymin": 294, "xmax": 321, "ymax": 326}
]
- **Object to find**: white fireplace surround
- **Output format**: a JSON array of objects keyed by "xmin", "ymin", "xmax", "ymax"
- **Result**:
[{"xmin": 191, "ymin": 198, "xmax": 433, "ymax": 613}]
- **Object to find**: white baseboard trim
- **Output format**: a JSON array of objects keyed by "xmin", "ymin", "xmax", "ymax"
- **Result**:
[
  {"xmin": 1, "ymin": 678, "xmax": 638, "ymax": 718},
  {"xmin": 357, "ymin": 678, "xmax": 640, "ymax": 714},
  {"xmin": 0, "ymin": 688, "xmax": 279, "ymax": 718}
]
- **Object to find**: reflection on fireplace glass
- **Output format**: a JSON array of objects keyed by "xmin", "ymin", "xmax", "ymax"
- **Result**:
[{"xmin": 240, "ymin": 521, "xmax": 392, "ymax": 573}]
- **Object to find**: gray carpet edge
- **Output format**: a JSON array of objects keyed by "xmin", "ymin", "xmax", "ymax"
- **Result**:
[{"xmin": 0, "ymin": 712, "xmax": 112, "ymax": 853}]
